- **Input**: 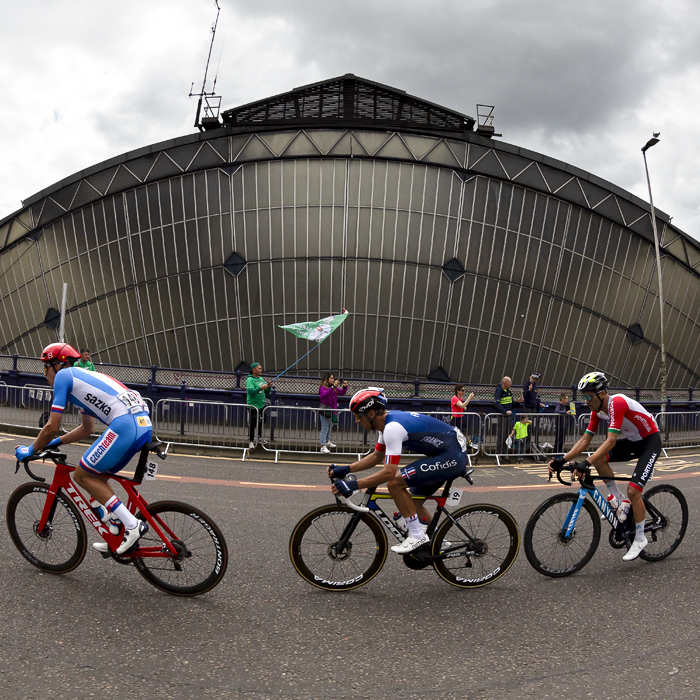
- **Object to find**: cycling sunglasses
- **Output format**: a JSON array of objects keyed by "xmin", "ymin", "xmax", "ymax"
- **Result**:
[{"xmin": 581, "ymin": 393, "xmax": 598, "ymax": 401}]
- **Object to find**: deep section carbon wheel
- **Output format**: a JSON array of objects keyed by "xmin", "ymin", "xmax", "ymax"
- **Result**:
[
  {"xmin": 6, "ymin": 482, "xmax": 87, "ymax": 573},
  {"xmin": 289, "ymin": 504, "xmax": 388, "ymax": 591},
  {"xmin": 432, "ymin": 503, "xmax": 520, "ymax": 588},
  {"xmin": 133, "ymin": 501, "xmax": 228, "ymax": 596}
]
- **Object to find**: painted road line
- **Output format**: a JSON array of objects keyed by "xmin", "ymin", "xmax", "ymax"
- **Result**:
[
  {"xmin": 498, "ymin": 484, "xmax": 558, "ymax": 489},
  {"xmin": 239, "ymin": 482, "xmax": 310, "ymax": 488},
  {"xmin": 3, "ymin": 453, "xmax": 700, "ymax": 494}
]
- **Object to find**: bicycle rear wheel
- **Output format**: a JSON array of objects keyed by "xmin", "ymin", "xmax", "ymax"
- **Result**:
[
  {"xmin": 524, "ymin": 492, "xmax": 601, "ymax": 577},
  {"xmin": 289, "ymin": 504, "xmax": 388, "ymax": 591},
  {"xmin": 432, "ymin": 504, "xmax": 520, "ymax": 588},
  {"xmin": 133, "ymin": 501, "xmax": 228, "ymax": 596},
  {"xmin": 638, "ymin": 484, "xmax": 688, "ymax": 561},
  {"xmin": 6, "ymin": 483, "xmax": 87, "ymax": 573}
]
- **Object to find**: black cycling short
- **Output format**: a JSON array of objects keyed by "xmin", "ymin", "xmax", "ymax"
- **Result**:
[{"xmin": 607, "ymin": 432, "xmax": 662, "ymax": 492}]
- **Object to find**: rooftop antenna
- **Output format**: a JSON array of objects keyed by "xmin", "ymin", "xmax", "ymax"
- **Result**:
[{"xmin": 189, "ymin": 0, "xmax": 223, "ymax": 131}]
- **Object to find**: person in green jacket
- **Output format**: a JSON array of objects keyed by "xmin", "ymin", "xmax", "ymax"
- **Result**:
[
  {"xmin": 246, "ymin": 363, "xmax": 273, "ymax": 449},
  {"xmin": 74, "ymin": 348, "xmax": 96, "ymax": 371}
]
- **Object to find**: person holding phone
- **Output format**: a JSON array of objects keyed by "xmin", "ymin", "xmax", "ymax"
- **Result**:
[{"xmin": 319, "ymin": 372, "xmax": 348, "ymax": 453}]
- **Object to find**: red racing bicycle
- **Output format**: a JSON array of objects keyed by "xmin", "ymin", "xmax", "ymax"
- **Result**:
[{"xmin": 6, "ymin": 442, "xmax": 228, "ymax": 596}]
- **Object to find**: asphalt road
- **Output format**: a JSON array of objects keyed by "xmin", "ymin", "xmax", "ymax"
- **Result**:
[{"xmin": 1, "ymin": 435, "xmax": 699, "ymax": 700}]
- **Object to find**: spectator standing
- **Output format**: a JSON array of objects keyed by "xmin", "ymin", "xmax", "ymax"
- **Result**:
[
  {"xmin": 74, "ymin": 348, "xmax": 95, "ymax": 371},
  {"xmin": 522, "ymin": 372, "xmax": 545, "ymax": 452},
  {"xmin": 450, "ymin": 384, "xmax": 475, "ymax": 434},
  {"xmin": 319, "ymin": 372, "xmax": 348, "ymax": 453},
  {"xmin": 494, "ymin": 376, "xmax": 520, "ymax": 462},
  {"xmin": 509, "ymin": 416, "xmax": 532, "ymax": 463},
  {"xmin": 554, "ymin": 393, "xmax": 573, "ymax": 455},
  {"xmin": 522, "ymin": 373, "xmax": 544, "ymax": 412},
  {"xmin": 246, "ymin": 363, "xmax": 273, "ymax": 449}
]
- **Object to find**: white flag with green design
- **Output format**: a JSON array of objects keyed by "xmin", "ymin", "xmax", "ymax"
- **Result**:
[{"xmin": 279, "ymin": 309, "xmax": 349, "ymax": 343}]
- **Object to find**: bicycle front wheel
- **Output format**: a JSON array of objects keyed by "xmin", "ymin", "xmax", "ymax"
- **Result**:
[
  {"xmin": 524, "ymin": 492, "xmax": 601, "ymax": 577},
  {"xmin": 289, "ymin": 504, "xmax": 388, "ymax": 591},
  {"xmin": 639, "ymin": 484, "xmax": 688, "ymax": 561},
  {"xmin": 133, "ymin": 501, "xmax": 228, "ymax": 596},
  {"xmin": 6, "ymin": 482, "xmax": 87, "ymax": 573},
  {"xmin": 432, "ymin": 504, "xmax": 520, "ymax": 588}
]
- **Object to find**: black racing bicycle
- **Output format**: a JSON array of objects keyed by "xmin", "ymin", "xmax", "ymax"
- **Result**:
[
  {"xmin": 289, "ymin": 469, "xmax": 520, "ymax": 591},
  {"xmin": 524, "ymin": 463, "xmax": 688, "ymax": 577}
]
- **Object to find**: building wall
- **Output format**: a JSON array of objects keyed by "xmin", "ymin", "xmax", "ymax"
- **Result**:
[{"xmin": 1, "ymin": 127, "xmax": 699, "ymax": 387}]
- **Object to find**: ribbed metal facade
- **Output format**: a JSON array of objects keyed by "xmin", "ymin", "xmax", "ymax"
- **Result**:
[{"xmin": 1, "ymin": 76, "xmax": 699, "ymax": 388}]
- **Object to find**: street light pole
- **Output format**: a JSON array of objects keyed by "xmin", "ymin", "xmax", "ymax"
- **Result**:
[{"xmin": 641, "ymin": 134, "xmax": 667, "ymax": 411}]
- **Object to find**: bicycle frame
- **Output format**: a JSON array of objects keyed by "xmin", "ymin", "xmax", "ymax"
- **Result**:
[
  {"xmin": 366, "ymin": 491, "xmax": 446, "ymax": 542},
  {"xmin": 38, "ymin": 460, "xmax": 179, "ymax": 559},
  {"xmin": 562, "ymin": 477, "xmax": 668, "ymax": 541},
  {"xmin": 562, "ymin": 483, "xmax": 623, "ymax": 538},
  {"xmin": 337, "ymin": 479, "xmax": 476, "ymax": 558}
]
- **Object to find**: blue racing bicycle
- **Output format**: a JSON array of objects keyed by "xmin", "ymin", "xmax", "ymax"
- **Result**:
[{"xmin": 524, "ymin": 463, "xmax": 688, "ymax": 577}]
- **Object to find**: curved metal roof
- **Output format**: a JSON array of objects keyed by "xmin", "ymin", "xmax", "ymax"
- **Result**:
[{"xmin": 1, "ymin": 75, "xmax": 697, "ymax": 270}]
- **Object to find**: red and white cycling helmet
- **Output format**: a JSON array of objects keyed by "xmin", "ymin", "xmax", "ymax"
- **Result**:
[
  {"xmin": 349, "ymin": 387, "xmax": 388, "ymax": 415},
  {"xmin": 40, "ymin": 343, "xmax": 81, "ymax": 365}
]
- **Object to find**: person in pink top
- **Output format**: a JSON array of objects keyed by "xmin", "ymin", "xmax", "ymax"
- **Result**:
[
  {"xmin": 548, "ymin": 371, "xmax": 662, "ymax": 561},
  {"xmin": 319, "ymin": 372, "xmax": 348, "ymax": 453}
]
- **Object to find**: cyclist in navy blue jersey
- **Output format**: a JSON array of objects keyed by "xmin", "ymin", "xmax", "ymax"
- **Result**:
[{"xmin": 329, "ymin": 388, "xmax": 468, "ymax": 554}]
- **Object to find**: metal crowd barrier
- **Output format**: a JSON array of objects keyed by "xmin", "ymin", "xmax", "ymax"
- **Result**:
[
  {"xmin": 0, "ymin": 384, "xmax": 154, "ymax": 439},
  {"xmin": 416, "ymin": 411, "xmax": 481, "ymax": 465},
  {"xmin": 655, "ymin": 412, "xmax": 700, "ymax": 457},
  {"xmin": 481, "ymin": 412, "xmax": 583, "ymax": 465},
  {"xmin": 261, "ymin": 406, "xmax": 373, "ymax": 462},
  {"xmin": 4, "ymin": 386, "xmax": 700, "ymax": 464},
  {"xmin": 153, "ymin": 399, "xmax": 255, "ymax": 453},
  {"xmin": 0, "ymin": 385, "xmax": 59, "ymax": 431}
]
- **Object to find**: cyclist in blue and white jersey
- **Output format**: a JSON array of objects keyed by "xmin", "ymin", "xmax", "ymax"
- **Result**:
[
  {"xmin": 329, "ymin": 388, "xmax": 468, "ymax": 554},
  {"xmin": 14, "ymin": 343, "xmax": 153, "ymax": 555}
]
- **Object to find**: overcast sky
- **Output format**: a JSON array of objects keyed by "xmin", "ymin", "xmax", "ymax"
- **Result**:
[{"xmin": 1, "ymin": 0, "xmax": 698, "ymax": 241}]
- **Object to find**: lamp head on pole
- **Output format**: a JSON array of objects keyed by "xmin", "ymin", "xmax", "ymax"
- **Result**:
[{"xmin": 642, "ymin": 133, "xmax": 661, "ymax": 152}]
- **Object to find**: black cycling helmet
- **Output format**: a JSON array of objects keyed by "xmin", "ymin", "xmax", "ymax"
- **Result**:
[
  {"xmin": 349, "ymin": 387, "xmax": 388, "ymax": 415},
  {"xmin": 577, "ymin": 371, "xmax": 608, "ymax": 394}
]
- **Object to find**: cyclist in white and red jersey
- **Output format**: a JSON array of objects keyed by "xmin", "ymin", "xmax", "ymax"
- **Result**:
[
  {"xmin": 548, "ymin": 371, "xmax": 661, "ymax": 561},
  {"xmin": 328, "ymin": 388, "xmax": 469, "ymax": 554},
  {"xmin": 14, "ymin": 343, "xmax": 153, "ymax": 555}
]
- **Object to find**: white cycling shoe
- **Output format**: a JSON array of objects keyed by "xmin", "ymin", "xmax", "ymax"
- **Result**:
[
  {"xmin": 391, "ymin": 534, "xmax": 430, "ymax": 554},
  {"xmin": 622, "ymin": 537, "xmax": 648, "ymax": 561},
  {"xmin": 93, "ymin": 521, "xmax": 149, "ymax": 555}
]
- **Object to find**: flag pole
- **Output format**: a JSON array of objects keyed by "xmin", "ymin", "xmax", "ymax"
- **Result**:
[{"xmin": 271, "ymin": 343, "xmax": 322, "ymax": 382}]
